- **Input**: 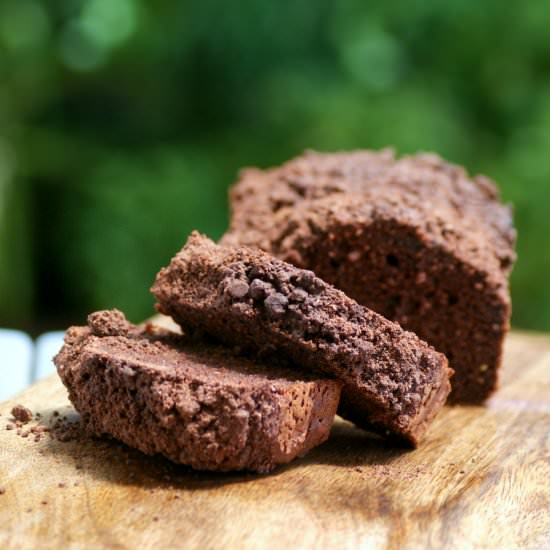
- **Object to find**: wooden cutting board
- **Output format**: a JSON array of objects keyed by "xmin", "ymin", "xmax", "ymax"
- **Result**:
[{"xmin": 1, "ymin": 329, "xmax": 550, "ymax": 550}]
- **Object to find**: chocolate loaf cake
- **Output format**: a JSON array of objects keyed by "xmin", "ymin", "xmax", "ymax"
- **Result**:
[
  {"xmin": 54, "ymin": 309, "xmax": 342, "ymax": 473},
  {"xmin": 152, "ymin": 233, "xmax": 451, "ymax": 446},
  {"xmin": 221, "ymin": 150, "xmax": 516, "ymax": 403}
]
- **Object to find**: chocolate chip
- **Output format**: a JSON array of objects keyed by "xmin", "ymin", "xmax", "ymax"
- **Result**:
[
  {"xmin": 295, "ymin": 270, "xmax": 322, "ymax": 292},
  {"xmin": 225, "ymin": 279, "xmax": 250, "ymax": 299},
  {"xmin": 289, "ymin": 288, "xmax": 308, "ymax": 303},
  {"xmin": 0, "ymin": 486, "xmax": 5, "ymax": 495},
  {"xmin": 249, "ymin": 279, "xmax": 272, "ymax": 300},
  {"xmin": 264, "ymin": 293, "xmax": 288, "ymax": 316},
  {"xmin": 296, "ymin": 270, "xmax": 316, "ymax": 288},
  {"xmin": 248, "ymin": 266, "xmax": 266, "ymax": 279}
]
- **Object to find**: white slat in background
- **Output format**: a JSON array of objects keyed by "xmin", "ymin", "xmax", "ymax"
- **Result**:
[{"xmin": 0, "ymin": 330, "xmax": 65, "ymax": 401}]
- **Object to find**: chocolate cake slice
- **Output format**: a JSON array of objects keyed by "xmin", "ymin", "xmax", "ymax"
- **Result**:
[
  {"xmin": 152, "ymin": 233, "xmax": 451, "ymax": 446},
  {"xmin": 54, "ymin": 309, "xmax": 342, "ymax": 473},
  {"xmin": 221, "ymin": 150, "xmax": 516, "ymax": 403}
]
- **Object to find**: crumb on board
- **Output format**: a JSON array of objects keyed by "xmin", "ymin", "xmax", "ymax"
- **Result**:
[{"xmin": 11, "ymin": 405, "xmax": 33, "ymax": 424}]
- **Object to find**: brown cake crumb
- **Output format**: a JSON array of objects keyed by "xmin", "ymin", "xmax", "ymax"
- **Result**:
[
  {"xmin": 0, "ymin": 486, "xmax": 6, "ymax": 495},
  {"xmin": 88, "ymin": 308, "xmax": 131, "ymax": 337},
  {"xmin": 11, "ymin": 405, "xmax": 33, "ymax": 424},
  {"xmin": 3, "ymin": 404, "xmax": 88, "ymax": 446}
]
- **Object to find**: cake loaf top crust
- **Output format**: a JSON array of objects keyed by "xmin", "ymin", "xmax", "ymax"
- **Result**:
[
  {"xmin": 223, "ymin": 149, "xmax": 516, "ymax": 283},
  {"xmin": 59, "ymin": 309, "xmax": 340, "ymax": 389}
]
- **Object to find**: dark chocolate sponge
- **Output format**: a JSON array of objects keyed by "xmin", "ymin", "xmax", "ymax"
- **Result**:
[
  {"xmin": 222, "ymin": 150, "xmax": 516, "ymax": 404},
  {"xmin": 152, "ymin": 233, "xmax": 451, "ymax": 446},
  {"xmin": 54, "ymin": 309, "xmax": 342, "ymax": 473}
]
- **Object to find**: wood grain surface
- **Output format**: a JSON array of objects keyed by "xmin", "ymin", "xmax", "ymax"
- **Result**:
[{"xmin": 1, "ymin": 329, "xmax": 549, "ymax": 550}]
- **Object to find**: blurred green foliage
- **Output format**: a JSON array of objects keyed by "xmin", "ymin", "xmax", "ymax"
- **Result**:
[{"xmin": 0, "ymin": 0, "xmax": 549, "ymax": 330}]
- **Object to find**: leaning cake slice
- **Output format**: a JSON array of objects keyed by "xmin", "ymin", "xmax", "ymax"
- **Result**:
[
  {"xmin": 54, "ymin": 309, "xmax": 342, "ymax": 473},
  {"xmin": 152, "ymin": 233, "xmax": 452, "ymax": 446}
]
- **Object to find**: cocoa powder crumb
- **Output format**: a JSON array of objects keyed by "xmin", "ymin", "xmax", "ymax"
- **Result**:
[
  {"xmin": 48, "ymin": 416, "xmax": 85, "ymax": 442},
  {"xmin": 11, "ymin": 405, "xmax": 33, "ymax": 423},
  {"xmin": 5, "ymin": 424, "xmax": 13, "ymax": 431}
]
